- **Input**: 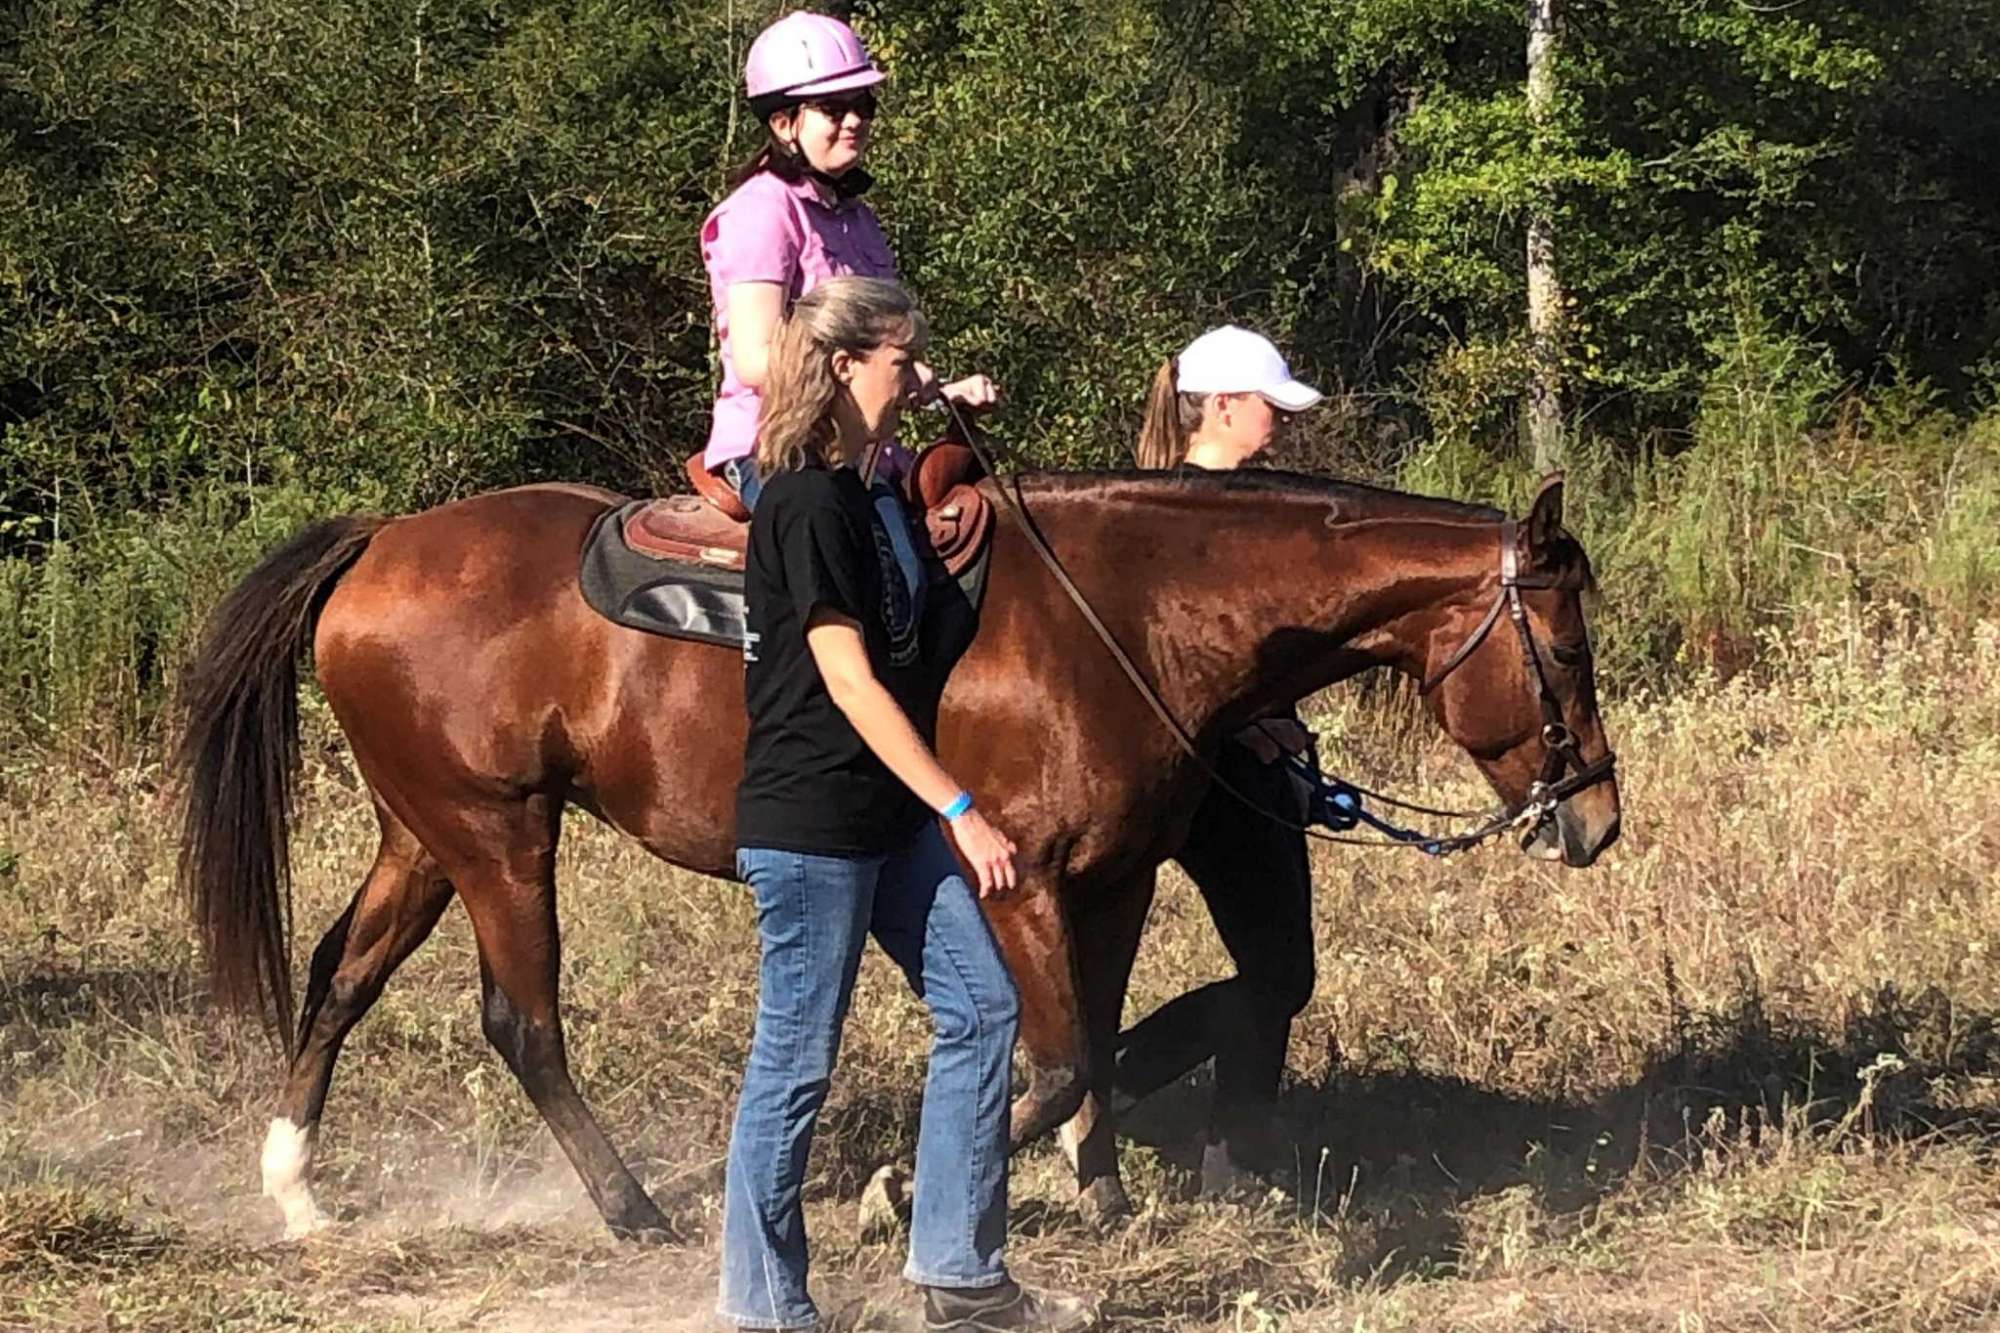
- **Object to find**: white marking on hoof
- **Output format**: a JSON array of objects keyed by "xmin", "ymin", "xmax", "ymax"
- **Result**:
[
  {"xmin": 857, "ymin": 1164, "xmax": 911, "ymax": 1243},
  {"xmin": 261, "ymin": 1118, "xmax": 329, "ymax": 1239},
  {"xmin": 1057, "ymin": 1116, "xmax": 1084, "ymax": 1173},
  {"xmin": 1200, "ymin": 1141, "xmax": 1258, "ymax": 1198}
]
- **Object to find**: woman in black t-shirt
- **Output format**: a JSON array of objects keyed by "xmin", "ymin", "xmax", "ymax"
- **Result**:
[{"xmin": 719, "ymin": 276, "xmax": 1093, "ymax": 1333}]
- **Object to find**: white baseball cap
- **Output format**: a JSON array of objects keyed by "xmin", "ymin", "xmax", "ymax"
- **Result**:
[{"xmin": 1175, "ymin": 325, "xmax": 1323, "ymax": 412}]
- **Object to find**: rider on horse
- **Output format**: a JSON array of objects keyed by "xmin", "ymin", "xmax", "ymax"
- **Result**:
[{"xmin": 698, "ymin": 11, "xmax": 997, "ymax": 512}]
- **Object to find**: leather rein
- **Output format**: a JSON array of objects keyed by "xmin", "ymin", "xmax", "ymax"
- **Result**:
[{"xmin": 939, "ymin": 401, "xmax": 1616, "ymax": 854}]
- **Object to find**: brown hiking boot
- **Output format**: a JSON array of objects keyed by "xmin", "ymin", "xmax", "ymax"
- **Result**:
[{"xmin": 922, "ymin": 1279, "xmax": 1098, "ymax": 1332}]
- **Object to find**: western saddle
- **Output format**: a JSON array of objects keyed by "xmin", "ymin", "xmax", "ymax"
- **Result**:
[{"xmin": 624, "ymin": 442, "xmax": 993, "ymax": 578}]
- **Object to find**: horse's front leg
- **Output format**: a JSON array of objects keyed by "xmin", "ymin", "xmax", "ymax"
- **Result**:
[
  {"xmin": 984, "ymin": 876, "xmax": 1089, "ymax": 1152},
  {"xmin": 1052, "ymin": 872, "xmax": 1156, "ymax": 1232}
]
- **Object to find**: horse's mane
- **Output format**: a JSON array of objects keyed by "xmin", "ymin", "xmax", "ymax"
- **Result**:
[
  {"xmin": 1012, "ymin": 467, "xmax": 1508, "ymax": 527},
  {"xmin": 1008, "ymin": 468, "xmax": 1599, "ymax": 585}
]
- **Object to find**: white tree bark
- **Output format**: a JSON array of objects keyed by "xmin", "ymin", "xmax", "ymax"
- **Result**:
[{"xmin": 1525, "ymin": 0, "xmax": 1564, "ymax": 473}]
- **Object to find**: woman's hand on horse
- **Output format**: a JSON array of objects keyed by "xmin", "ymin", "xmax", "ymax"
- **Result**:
[{"xmin": 954, "ymin": 810, "xmax": 1018, "ymax": 898}]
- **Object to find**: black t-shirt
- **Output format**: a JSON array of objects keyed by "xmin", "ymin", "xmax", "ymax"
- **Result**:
[{"xmin": 736, "ymin": 465, "xmax": 943, "ymax": 856}]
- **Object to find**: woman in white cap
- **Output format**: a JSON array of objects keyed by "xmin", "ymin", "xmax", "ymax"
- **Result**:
[
  {"xmin": 700, "ymin": 10, "xmax": 996, "ymax": 512},
  {"xmin": 1133, "ymin": 324, "xmax": 1324, "ymax": 469},
  {"xmin": 1120, "ymin": 325, "xmax": 1325, "ymax": 1192}
]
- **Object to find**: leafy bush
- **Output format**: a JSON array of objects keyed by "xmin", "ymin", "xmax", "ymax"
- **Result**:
[{"xmin": 2, "ymin": 0, "xmax": 1998, "ymax": 746}]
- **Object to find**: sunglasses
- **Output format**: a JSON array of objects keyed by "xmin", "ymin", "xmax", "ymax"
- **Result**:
[{"xmin": 802, "ymin": 92, "xmax": 879, "ymax": 123}]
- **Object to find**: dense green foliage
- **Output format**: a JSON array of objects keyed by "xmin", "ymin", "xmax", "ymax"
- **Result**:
[{"xmin": 2, "ymin": 0, "xmax": 1997, "ymax": 749}]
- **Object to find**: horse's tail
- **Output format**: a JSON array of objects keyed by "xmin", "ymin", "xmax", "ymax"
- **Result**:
[{"xmin": 173, "ymin": 515, "xmax": 385, "ymax": 1044}]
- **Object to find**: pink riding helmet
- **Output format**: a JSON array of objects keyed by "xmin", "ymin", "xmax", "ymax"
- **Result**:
[{"xmin": 745, "ymin": 11, "xmax": 887, "ymax": 101}]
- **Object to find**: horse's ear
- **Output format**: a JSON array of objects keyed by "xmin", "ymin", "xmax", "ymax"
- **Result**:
[{"xmin": 1526, "ymin": 472, "xmax": 1566, "ymax": 557}]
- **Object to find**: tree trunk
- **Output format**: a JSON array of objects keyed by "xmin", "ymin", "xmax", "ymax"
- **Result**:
[{"xmin": 1525, "ymin": 0, "xmax": 1564, "ymax": 473}]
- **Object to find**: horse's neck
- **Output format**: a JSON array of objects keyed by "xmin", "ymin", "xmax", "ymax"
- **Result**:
[{"xmin": 1030, "ymin": 480, "xmax": 1500, "ymax": 736}]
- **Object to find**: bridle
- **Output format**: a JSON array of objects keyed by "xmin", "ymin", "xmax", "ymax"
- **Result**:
[
  {"xmin": 1416, "ymin": 517, "xmax": 1620, "ymax": 843},
  {"xmin": 938, "ymin": 401, "xmax": 1615, "ymax": 855}
]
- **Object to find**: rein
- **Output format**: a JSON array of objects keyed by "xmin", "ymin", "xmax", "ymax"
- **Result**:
[{"xmin": 937, "ymin": 402, "xmax": 1614, "ymax": 855}]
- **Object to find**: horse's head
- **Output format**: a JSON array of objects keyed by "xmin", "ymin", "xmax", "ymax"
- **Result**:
[{"xmin": 1418, "ymin": 475, "xmax": 1621, "ymax": 867}]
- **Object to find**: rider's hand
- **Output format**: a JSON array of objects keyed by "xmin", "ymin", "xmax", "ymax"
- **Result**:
[
  {"xmin": 941, "ymin": 374, "xmax": 1001, "ymax": 412},
  {"xmin": 950, "ymin": 808, "xmax": 1018, "ymax": 898}
]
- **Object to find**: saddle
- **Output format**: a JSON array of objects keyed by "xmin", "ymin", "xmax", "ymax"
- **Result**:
[
  {"xmin": 624, "ymin": 489, "xmax": 748, "ymax": 573},
  {"xmin": 902, "ymin": 441, "xmax": 994, "ymax": 580},
  {"xmin": 580, "ymin": 442, "xmax": 995, "ymax": 648},
  {"xmin": 623, "ymin": 447, "xmax": 992, "ymax": 576}
]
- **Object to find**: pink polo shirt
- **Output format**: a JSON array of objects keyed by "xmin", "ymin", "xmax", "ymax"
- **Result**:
[{"xmin": 701, "ymin": 169, "xmax": 902, "ymax": 470}]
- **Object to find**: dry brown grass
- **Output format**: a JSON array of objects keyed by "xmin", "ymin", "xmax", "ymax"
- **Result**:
[{"xmin": 3, "ymin": 611, "xmax": 1998, "ymax": 1330}]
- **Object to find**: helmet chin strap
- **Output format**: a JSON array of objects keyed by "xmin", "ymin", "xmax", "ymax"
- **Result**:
[
  {"xmin": 807, "ymin": 160, "xmax": 873, "ymax": 199},
  {"xmin": 771, "ymin": 134, "xmax": 873, "ymax": 199}
]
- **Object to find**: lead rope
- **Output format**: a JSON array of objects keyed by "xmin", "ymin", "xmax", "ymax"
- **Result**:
[{"xmin": 933, "ymin": 399, "xmax": 1546, "ymax": 856}]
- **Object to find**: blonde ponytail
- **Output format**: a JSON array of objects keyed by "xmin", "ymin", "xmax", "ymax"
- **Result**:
[
  {"xmin": 756, "ymin": 276, "xmax": 928, "ymax": 475},
  {"xmin": 756, "ymin": 315, "xmax": 838, "ymax": 474},
  {"xmin": 1134, "ymin": 357, "xmax": 1206, "ymax": 469}
]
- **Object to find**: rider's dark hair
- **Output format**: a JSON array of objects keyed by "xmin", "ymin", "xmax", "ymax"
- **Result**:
[
  {"xmin": 728, "ymin": 96, "xmax": 809, "ymax": 188},
  {"xmin": 728, "ymin": 97, "xmax": 873, "ymax": 197}
]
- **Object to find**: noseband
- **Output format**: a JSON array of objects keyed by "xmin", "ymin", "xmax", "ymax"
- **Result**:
[{"xmin": 1419, "ymin": 518, "xmax": 1619, "ymax": 837}]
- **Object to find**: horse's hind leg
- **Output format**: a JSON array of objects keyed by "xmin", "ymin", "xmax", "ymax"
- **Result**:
[
  {"xmin": 426, "ymin": 793, "xmax": 670, "ymax": 1242},
  {"xmin": 264, "ymin": 808, "xmax": 454, "ymax": 1237}
]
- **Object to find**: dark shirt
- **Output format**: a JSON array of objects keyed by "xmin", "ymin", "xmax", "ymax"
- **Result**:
[{"xmin": 736, "ymin": 465, "xmax": 939, "ymax": 857}]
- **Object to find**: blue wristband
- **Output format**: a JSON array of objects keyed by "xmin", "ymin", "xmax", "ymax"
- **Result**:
[{"xmin": 940, "ymin": 791, "xmax": 974, "ymax": 821}]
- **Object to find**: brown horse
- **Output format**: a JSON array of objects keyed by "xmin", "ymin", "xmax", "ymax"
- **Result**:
[{"xmin": 175, "ymin": 467, "xmax": 1619, "ymax": 1241}]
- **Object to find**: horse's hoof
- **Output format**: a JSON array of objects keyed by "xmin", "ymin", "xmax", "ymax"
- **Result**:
[
  {"xmin": 1199, "ymin": 1142, "xmax": 1262, "ymax": 1199},
  {"xmin": 262, "ymin": 1118, "xmax": 331, "ymax": 1241},
  {"xmin": 606, "ymin": 1200, "xmax": 676, "ymax": 1245},
  {"xmin": 858, "ymin": 1164, "xmax": 911, "ymax": 1243},
  {"xmin": 1077, "ymin": 1176, "xmax": 1133, "ymax": 1234},
  {"xmin": 610, "ymin": 1221, "xmax": 675, "ymax": 1246},
  {"xmin": 278, "ymin": 1205, "xmax": 333, "ymax": 1242}
]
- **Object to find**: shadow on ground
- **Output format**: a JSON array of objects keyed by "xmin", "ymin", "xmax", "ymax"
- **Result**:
[{"xmin": 1118, "ymin": 976, "xmax": 2000, "ymax": 1283}]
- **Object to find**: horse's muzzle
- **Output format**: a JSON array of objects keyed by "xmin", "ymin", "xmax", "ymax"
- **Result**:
[{"xmin": 1525, "ymin": 793, "xmax": 1621, "ymax": 867}]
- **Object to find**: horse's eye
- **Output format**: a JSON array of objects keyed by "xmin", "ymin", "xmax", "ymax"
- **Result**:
[{"xmin": 1552, "ymin": 642, "xmax": 1589, "ymax": 668}]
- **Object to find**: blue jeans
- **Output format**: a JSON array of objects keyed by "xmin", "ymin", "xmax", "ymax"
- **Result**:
[
  {"xmin": 723, "ymin": 456, "xmax": 766, "ymax": 513},
  {"xmin": 718, "ymin": 822, "xmax": 1019, "ymax": 1329}
]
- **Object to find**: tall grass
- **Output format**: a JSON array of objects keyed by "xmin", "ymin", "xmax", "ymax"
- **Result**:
[
  {"xmin": 1400, "ymin": 316, "xmax": 2000, "ymax": 688},
  {"xmin": 0, "ymin": 483, "xmax": 349, "ymax": 761}
]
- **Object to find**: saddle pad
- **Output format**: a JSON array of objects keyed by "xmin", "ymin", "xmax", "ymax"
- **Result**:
[
  {"xmin": 579, "ymin": 500, "xmax": 748, "ymax": 648},
  {"xmin": 578, "ymin": 487, "xmax": 996, "ymax": 651}
]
